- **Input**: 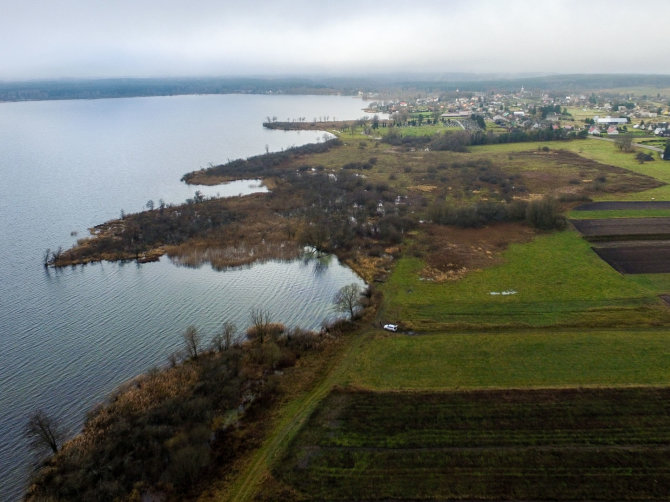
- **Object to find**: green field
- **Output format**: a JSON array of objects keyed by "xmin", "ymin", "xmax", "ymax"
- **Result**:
[
  {"xmin": 276, "ymin": 388, "xmax": 670, "ymax": 500},
  {"xmin": 233, "ymin": 136, "xmax": 670, "ymax": 501},
  {"xmin": 382, "ymin": 230, "xmax": 670, "ymax": 330},
  {"xmin": 558, "ymin": 140, "xmax": 670, "ymax": 200},
  {"xmin": 347, "ymin": 329, "xmax": 670, "ymax": 390}
]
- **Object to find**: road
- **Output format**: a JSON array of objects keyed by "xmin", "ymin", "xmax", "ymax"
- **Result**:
[{"xmin": 587, "ymin": 135, "xmax": 664, "ymax": 153}]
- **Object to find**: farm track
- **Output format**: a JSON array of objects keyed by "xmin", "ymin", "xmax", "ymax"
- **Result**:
[
  {"xmin": 220, "ymin": 332, "xmax": 371, "ymax": 502},
  {"xmin": 587, "ymin": 134, "xmax": 665, "ymax": 153}
]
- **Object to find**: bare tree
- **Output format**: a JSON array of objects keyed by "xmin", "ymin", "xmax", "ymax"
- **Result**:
[
  {"xmin": 334, "ymin": 283, "xmax": 363, "ymax": 320},
  {"xmin": 249, "ymin": 308, "xmax": 271, "ymax": 343},
  {"xmin": 614, "ymin": 134, "xmax": 633, "ymax": 152},
  {"xmin": 183, "ymin": 325, "xmax": 201, "ymax": 360},
  {"xmin": 25, "ymin": 409, "xmax": 66, "ymax": 455},
  {"xmin": 212, "ymin": 321, "xmax": 236, "ymax": 352}
]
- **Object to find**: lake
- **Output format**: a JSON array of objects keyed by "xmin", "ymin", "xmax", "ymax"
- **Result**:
[{"xmin": 0, "ymin": 94, "xmax": 372, "ymax": 501}]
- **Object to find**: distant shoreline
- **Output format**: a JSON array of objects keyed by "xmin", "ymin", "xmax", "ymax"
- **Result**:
[{"xmin": 3, "ymin": 73, "xmax": 670, "ymax": 104}]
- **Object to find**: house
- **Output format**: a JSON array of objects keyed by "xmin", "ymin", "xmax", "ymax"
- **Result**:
[
  {"xmin": 588, "ymin": 126, "xmax": 601, "ymax": 135},
  {"xmin": 607, "ymin": 126, "xmax": 619, "ymax": 135}
]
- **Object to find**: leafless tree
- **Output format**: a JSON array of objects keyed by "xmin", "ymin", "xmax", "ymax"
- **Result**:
[
  {"xmin": 183, "ymin": 325, "xmax": 201, "ymax": 359},
  {"xmin": 212, "ymin": 321, "xmax": 236, "ymax": 352},
  {"xmin": 614, "ymin": 134, "xmax": 633, "ymax": 152},
  {"xmin": 25, "ymin": 409, "xmax": 66, "ymax": 455},
  {"xmin": 249, "ymin": 308, "xmax": 271, "ymax": 343},
  {"xmin": 334, "ymin": 283, "xmax": 363, "ymax": 320}
]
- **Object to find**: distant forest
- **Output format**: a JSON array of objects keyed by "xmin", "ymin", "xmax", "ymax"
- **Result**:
[{"xmin": 2, "ymin": 74, "xmax": 670, "ymax": 102}]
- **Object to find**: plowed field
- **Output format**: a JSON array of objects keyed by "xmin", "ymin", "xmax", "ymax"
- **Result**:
[{"xmin": 276, "ymin": 388, "xmax": 670, "ymax": 501}]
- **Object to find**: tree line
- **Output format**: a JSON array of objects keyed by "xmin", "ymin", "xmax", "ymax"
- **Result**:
[{"xmin": 382, "ymin": 126, "xmax": 587, "ymax": 152}]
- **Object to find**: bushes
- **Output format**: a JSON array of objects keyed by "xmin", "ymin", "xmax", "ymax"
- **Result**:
[
  {"xmin": 381, "ymin": 131, "xmax": 432, "ymax": 147},
  {"xmin": 182, "ymin": 138, "xmax": 343, "ymax": 181},
  {"xmin": 525, "ymin": 197, "xmax": 566, "ymax": 230},
  {"xmin": 428, "ymin": 196, "xmax": 565, "ymax": 231},
  {"xmin": 429, "ymin": 200, "xmax": 522, "ymax": 228},
  {"xmin": 26, "ymin": 318, "xmax": 340, "ymax": 501}
]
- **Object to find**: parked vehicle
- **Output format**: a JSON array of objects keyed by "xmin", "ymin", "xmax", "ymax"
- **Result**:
[{"xmin": 383, "ymin": 323, "xmax": 398, "ymax": 332}]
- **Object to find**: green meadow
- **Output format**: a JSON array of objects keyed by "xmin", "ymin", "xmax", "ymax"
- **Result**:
[
  {"xmin": 382, "ymin": 229, "xmax": 670, "ymax": 330},
  {"xmin": 346, "ymin": 329, "xmax": 670, "ymax": 390}
]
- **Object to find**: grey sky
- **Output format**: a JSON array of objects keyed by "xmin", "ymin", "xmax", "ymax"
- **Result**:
[{"xmin": 1, "ymin": 0, "xmax": 668, "ymax": 80}]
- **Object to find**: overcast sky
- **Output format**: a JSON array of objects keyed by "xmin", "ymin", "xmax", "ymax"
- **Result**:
[{"xmin": 1, "ymin": 0, "xmax": 669, "ymax": 80}]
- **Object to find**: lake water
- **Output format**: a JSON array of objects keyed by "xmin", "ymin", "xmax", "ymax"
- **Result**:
[{"xmin": 0, "ymin": 94, "xmax": 372, "ymax": 501}]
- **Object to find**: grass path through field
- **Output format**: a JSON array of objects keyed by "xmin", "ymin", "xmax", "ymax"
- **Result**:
[{"xmin": 220, "ymin": 331, "xmax": 371, "ymax": 502}]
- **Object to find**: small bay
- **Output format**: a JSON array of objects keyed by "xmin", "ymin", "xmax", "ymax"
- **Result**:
[{"xmin": 0, "ymin": 94, "xmax": 371, "ymax": 501}]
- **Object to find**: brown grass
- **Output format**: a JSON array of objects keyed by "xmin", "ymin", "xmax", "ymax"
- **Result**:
[{"xmin": 415, "ymin": 222, "xmax": 535, "ymax": 282}]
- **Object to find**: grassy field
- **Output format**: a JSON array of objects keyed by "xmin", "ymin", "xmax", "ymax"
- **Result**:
[
  {"xmin": 558, "ymin": 139, "xmax": 670, "ymax": 200},
  {"xmin": 276, "ymin": 388, "xmax": 670, "ymax": 500},
  {"xmin": 346, "ymin": 329, "xmax": 670, "ymax": 390},
  {"xmin": 226, "ymin": 133, "xmax": 670, "ymax": 501},
  {"xmin": 382, "ymin": 229, "xmax": 670, "ymax": 330}
]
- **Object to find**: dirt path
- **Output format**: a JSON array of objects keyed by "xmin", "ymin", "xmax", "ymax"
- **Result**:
[
  {"xmin": 587, "ymin": 135, "xmax": 664, "ymax": 153},
  {"xmin": 219, "ymin": 331, "xmax": 371, "ymax": 502}
]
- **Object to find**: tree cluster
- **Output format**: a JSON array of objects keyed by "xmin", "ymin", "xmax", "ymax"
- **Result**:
[
  {"xmin": 51, "ymin": 198, "xmax": 237, "ymax": 265},
  {"xmin": 383, "ymin": 127, "xmax": 586, "ymax": 153},
  {"xmin": 182, "ymin": 138, "xmax": 342, "ymax": 182},
  {"xmin": 429, "ymin": 196, "xmax": 566, "ymax": 231}
]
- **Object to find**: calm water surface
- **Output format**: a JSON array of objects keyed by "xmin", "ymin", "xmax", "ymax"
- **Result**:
[{"xmin": 0, "ymin": 94, "xmax": 371, "ymax": 500}]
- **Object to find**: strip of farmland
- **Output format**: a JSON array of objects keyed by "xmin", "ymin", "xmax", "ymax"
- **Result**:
[
  {"xmin": 276, "ymin": 388, "xmax": 670, "ymax": 501},
  {"xmin": 570, "ymin": 213, "xmax": 670, "ymax": 273},
  {"xmin": 571, "ymin": 217, "xmax": 670, "ymax": 241},
  {"xmin": 574, "ymin": 201, "xmax": 670, "ymax": 211}
]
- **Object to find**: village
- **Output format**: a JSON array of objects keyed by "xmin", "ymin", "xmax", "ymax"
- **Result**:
[{"xmin": 364, "ymin": 87, "xmax": 670, "ymax": 138}]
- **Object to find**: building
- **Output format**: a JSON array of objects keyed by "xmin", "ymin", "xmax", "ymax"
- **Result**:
[{"xmin": 594, "ymin": 116, "xmax": 628, "ymax": 125}]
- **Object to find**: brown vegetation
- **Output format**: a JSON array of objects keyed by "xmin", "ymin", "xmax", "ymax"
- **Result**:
[
  {"xmin": 511, "ymin": 149, "xmax": 663, "ymax": 195},
  {"xmin": 25, "ymin": 312, "xmax": 370, "ymax": 502},
  {"xmin": 415, "ymin": 222, "xmax": 535, "ymax": 281}
]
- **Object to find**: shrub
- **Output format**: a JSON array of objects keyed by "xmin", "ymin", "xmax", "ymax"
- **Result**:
[{"xmin": 525, "ymin": 197, "xmax": 566, "ymax": 230}]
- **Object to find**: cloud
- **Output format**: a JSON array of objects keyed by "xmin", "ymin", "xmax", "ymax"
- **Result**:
[{"xmin": 1, "ymin": 0, "xmax": 668, "ymax": 79}]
